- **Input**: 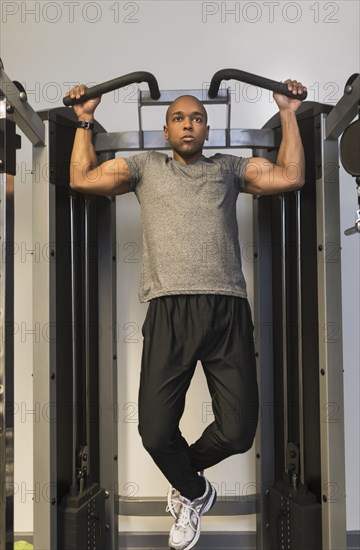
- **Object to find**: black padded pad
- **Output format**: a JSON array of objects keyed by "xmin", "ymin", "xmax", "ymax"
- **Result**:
[{"xmin": 340, "ymin": 119, "xmax": 360, "ymax": 176}]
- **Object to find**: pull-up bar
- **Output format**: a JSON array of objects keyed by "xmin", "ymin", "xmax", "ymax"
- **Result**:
[
  {"xmin": 62, "ymin": 68, "xmax": 308, "ymax": 108},
  {"xmin": 63, "ymin": 71, "xmax": 161, "ymax": 106},
  {"xmin": 208, "ymin": 68, "xmax": 308, "ymax": 100}
]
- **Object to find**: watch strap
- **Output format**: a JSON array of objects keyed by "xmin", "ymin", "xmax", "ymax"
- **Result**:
[{"xmin": 76, "ymin": 120, "xmax": 94, "ymax": 131}]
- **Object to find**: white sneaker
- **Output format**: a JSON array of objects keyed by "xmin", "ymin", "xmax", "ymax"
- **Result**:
[
  {"xmin": 166, "ymin": 472, "xmax": 205, "ymax": 520},
  {"xmin": 168, "ymin": 477, "xmax": 216, "ymax": 550}
]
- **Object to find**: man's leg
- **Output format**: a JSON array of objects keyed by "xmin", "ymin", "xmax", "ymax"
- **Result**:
[
  {"xmin": 138, "ymin": 295, "xmax": 206, "ymax": 500},
  {"xmin": 189, "ymin": 296, "xmax": 259, "ymax": 471}
]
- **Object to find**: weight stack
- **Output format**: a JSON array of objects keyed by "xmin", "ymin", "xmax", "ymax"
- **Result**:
[
  {"xmin": 61, "ymin": 484, "xmax": 106, "ymax": 550},
  {"xmin": 269, "ymin": 482, "xmax": 322, "ymax": 550}
]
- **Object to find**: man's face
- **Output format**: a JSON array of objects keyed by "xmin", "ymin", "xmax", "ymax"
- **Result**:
[{"xmin": 163, "ymin": 96, "xmax": 210, "ymax": 162}]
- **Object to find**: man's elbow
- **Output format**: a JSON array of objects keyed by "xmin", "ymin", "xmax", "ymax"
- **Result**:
[
  {"xmin": 289, "ymin": 177, "xmax": 305, "ymax": 191},
  {"xmin": 69, "ymin": 161, "xmax": 95, "ymax": 192},
  {"xmin": 291, "ymin": 171, "xmax": 306, "ymax": 190},
  {"xmin": 282, "ymin": 162, "xmax": 305, "ymax": 191},
  {"xmin": 69, "ymin": 178, "xmax": 86, "ymax": 193}
]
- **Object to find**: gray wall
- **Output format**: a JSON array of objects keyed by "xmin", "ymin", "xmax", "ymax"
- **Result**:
[{"xmin": 1, "ymin": 0, "xmax": 359, "ymax": 535}]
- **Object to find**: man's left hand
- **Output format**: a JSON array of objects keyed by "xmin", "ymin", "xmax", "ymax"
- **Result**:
[{"xmin": 273, "ymin": 79, "xmax": 307, "ymax": 112}]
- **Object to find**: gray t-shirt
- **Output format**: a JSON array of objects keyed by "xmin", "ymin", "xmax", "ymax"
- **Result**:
[{"xmin": 126, "ymin": 151, "xmax": 250, "ymax": 303}]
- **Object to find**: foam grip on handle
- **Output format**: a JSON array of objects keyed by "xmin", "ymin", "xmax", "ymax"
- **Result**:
[
  {"xmin": 208, "ymin": 68, "xmax": 307, "ymax": 101},
  {"xmin": 63, "ymin": 71, "xmax": 161, "ymax": 106},
  {"xmin": 276, "ymin": 81, "xmax": 307, "ymax": 101}
]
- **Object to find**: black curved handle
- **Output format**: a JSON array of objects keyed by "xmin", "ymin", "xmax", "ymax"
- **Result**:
[
  {"xmin": 344, "ymin": 73, "xmax": 359, "ymax": 91},
  {"xmin": 63, "ymin": 71, "xmax": 161, "ymax": 106},
  {"xmin": 208, "ymin": 69, "xmax": 307, "ymax": 101}
]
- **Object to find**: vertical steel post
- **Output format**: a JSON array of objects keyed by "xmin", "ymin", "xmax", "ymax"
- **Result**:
[
  {"xmin": 97, "ymin": 195, "xmax": 118, "ymax": 550},
  {"xmin": 0, "ymin": 96, "xmax": 7, "ymax": 550},
  {"xmin": 0, "ymin": 96, "xmax": 15, "ymax": 550},
  {"xmin": 84, "ymin": 198, "xmax": 91, "ymax": 477},
  {"xmin": 317, "ymin": 114, "xmax": 346, "ymax": 550},
  {"xmin": 296, "ymin": 191, "xmax": 305, "ymax": 486},
  {"xmin": 33, "ymin": 122, "xmax": 58, "ymax": 550},
  {"xmin": 280, "ymin": 195, "xmax": 289, "ymax": 471},
  {"xmin": 254, "ymin": 193, "xmax": 276, "ymax": 550},
  {"xmin": 69, "ymin": 194, "xmax": 78, "ymax": 496}
]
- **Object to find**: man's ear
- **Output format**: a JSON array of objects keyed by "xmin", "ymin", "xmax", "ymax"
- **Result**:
[
  {"xmin": 205, "ymin": 125, "xmax": 210, "ymax": 141},
  {"xmin": 163, "ymin": 124, "xmax": 169, "ymax": 140}
]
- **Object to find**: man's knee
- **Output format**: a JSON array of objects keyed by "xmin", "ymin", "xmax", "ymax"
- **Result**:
[
  {"xmin": 228, "ymin": 426, "xmax": 257, "ymax": 453},
  {"xmin": 138, "ymin": 422, "xmax": 170, "ymax": 455},
  {"xmin": 220, "ymin": 411, "xmax": 258, "ymax": 454}
]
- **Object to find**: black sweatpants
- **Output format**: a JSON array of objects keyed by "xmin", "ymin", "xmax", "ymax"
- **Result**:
[{"xmin": 138, "ymin": 294, "xmax": 259, "ymax": 501}]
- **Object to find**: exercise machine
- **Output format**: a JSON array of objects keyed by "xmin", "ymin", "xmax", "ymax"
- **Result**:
[{"xmin": 0, "ymin": 59, "xmax": 359, "ymax": 549}]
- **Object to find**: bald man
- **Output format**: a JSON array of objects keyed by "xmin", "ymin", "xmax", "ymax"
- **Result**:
[{"xmin": 67, "ymin": 79, "xmax": 306, "ymax": 550}]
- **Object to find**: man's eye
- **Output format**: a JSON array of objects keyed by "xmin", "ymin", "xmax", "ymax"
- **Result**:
[
  {"xmin": 194, "ymin": 117, "xmax": 202, "ymax": 123},
  {"xmin": 174, "ymin": 116, "xmax": 182, "ymax": 121}
]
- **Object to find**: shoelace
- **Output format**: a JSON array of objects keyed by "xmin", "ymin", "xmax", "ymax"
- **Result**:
[
  {"xmin": 166, "ymin": 486, "xmax": 180, "ymax": 515},
  {"xmin": 175, "ymin": 501, "xmax": 200, "ymax": 532}
]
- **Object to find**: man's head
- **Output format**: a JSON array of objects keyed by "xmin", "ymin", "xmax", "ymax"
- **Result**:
[{"xmin": 163, "ymin": 95, "xmax": 210, "ymax": 164}]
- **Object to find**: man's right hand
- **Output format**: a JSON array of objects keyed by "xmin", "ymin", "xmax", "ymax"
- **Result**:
[{"xmin": 65, "ymin": 84, "xmax": 101, "ymax": 121}]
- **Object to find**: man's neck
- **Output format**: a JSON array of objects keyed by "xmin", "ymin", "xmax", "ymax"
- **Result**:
[{"xmin": 172, "ymin": 151, "xmax": 203, "ymax": 165}]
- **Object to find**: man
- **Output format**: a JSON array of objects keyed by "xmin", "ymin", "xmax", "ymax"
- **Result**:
[{"xmin": 67, "ymin": 78, "xmax": 306, "ymax": 550}]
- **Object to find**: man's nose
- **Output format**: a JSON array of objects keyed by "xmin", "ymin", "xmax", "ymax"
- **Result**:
[{"xmin": 183, "ymin": 117, "xmax": 193, "ymax": 129}]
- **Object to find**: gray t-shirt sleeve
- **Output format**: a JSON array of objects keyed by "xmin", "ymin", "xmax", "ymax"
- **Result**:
[
  {"xmin": 125, "ymin": 151, "xmax": 151, "ymax": 192},
  {"xmin": 230, "ymin": 155, "xmax": 251, "ymax": 193}
]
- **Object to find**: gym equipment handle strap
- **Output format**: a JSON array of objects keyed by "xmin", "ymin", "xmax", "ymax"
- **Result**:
[
  {"xmin": 208, "ymin": 68, "xmax": 308, "ymax": 101},
  {"xmin": 63, "ymin": 71, "xmax": 161, "ymax": 106}
]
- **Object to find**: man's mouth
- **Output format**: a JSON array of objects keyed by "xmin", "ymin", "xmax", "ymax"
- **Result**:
[{"xmin": 182, "ymin": 136, "xmax": 195, "ymax": 142}]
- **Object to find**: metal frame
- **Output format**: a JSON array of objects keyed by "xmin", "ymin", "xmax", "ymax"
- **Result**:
[
  {"xmin": 32, "ymin": 94, "xmax": 348, "ymax": 549},
  {"xmin": 117, "ymin": 495, "xmax": 256, "ymax": 516},
  {"xmin": 32, "ymin": 107, "xmax": 118, "ymax": 550},
  {"xmin": 0, "ymin": 61, "xmax": 355, "ymax": 549},
  {"xmin": 325, "ymin": 75, "xmax": 359, "ymax": 140},
  {"xmin": 94, "ymin": 87, "xmax": 279, "ymax": 153},
  {"xmin": 94, "ymin": 127, "xmax": 278, "ymax": 153},
  {"xmin": 0, "ymin": 65, "xmax": 45, "ymax": 147},
  {"xmin": 252, "ymin": 102, "xmax": 348, "ymax": 550}
]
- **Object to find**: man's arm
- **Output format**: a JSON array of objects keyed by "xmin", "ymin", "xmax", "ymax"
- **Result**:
[
  {"xmin": 67, "ymin": 85, "xmax": 132, "ymax": 196},
  {"xmin": 244, "ymin": 79, "xmax": 306, "ymax": 196}
]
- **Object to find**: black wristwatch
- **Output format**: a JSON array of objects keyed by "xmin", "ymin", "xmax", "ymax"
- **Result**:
[{"xmin": 76, "ymin": 120, "xmax": 94, "ymax": 131}]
